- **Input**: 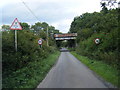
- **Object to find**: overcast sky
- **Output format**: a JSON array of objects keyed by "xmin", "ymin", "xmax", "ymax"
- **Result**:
[{"xmin": 1, "ymin": 0, "xmax": 105, "ymax": 33}]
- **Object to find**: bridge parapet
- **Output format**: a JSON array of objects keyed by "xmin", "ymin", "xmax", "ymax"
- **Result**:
[{"xmin": 54, "ymin": 33, "xmax": 77, "ymax": 40}]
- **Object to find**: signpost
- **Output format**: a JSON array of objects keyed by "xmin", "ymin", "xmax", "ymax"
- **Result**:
[
  {"xmin": 38, "ymin": 39, "xmax": 42, "ymax": 48},
  {"xmin": 10, "ymin": 18, "xmax": 22, "ymax": 52}
]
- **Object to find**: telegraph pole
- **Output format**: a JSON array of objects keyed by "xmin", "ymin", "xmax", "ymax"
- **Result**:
[{"xmin": 47, "ymin": 26, "xmax": 49, "ymax": 46}]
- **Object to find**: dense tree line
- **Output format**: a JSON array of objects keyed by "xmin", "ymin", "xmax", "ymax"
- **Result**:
[
  {"xmin": 2, "ymin": 22, "xmax": 59, "ymax": 79},
  {"xmin": 69, "ymin": 7, "xmax": 119, "ymax": 67}
]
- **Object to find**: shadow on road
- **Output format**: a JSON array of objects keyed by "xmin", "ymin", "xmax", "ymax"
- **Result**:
[{"xmin": 60, "ymin": 48, "xmax": 69, "ymax": 52}]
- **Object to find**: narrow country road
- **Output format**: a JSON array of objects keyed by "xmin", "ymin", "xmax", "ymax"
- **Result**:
[{"xmin": 37, "ymin": 49, "xmax": 108, "ymax": 88}]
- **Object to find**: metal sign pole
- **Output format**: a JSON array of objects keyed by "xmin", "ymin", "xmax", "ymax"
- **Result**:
[
  {"xmin": 47, "ymin": 27, "xmax": 49, "ymax": 46},
  {"xmin": 15, "ymin": 30, "xmax": 17, "ymax": 52},
  {"xmin": 10, "ymin": 18, "xmax": 22, "ymax": 52}
]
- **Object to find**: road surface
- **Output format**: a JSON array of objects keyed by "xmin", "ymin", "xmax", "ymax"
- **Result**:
[{"xmin": 37, "ymin": 49, "xmax": 109, "ymax": 88}]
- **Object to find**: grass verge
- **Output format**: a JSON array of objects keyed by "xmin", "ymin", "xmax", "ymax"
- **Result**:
[
  {"xmin": 3, "ymin": 51, "xmax": 60, "ymax": 88},
  {"xmin": 71, "ymin": 51, "xmax": 119, "ymax": 88}
]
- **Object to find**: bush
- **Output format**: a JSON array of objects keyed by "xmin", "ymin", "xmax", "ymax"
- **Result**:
[
  {"xmin": 70, "ymin": 9, "xmax": 118, "ymax": 68},
  {"xmin": 76, "ymin": 31, "xmax": 118, "ymax": 67},
  {"xmin": 2, "ymin": 30, "xmax": 57, "ymax": 75}
]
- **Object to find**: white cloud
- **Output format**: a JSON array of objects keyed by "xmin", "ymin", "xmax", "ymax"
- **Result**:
[
  {"xmin": 1, "ymin": 0, "xmax": 103, "ymax": 33},
  {"xmin": 51, "ymin": 19, "xmax": 73, "ymax": 33},
  {"xmin": 0, "ymin": 0, "xmax": 21, "ymax": 7}
]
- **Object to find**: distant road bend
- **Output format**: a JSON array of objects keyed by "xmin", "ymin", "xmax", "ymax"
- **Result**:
[{"xmin": 37, "ymin": 48, "xmax": 109, "ymax": 88}]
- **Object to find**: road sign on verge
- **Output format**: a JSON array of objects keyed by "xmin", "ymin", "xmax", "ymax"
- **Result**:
[
  {"xmin": 10, "ymin": 18, "xmax": 22, "ymax": 52},
  {"xmin": 94, "ymin": 38, "xmax": 100, "ymax": 44},
  {"xmin": 38, "ymin": 39, "xmax": 42, "ymax": 45},
  {"xmin": 10, "ymin": 18, "xmax": 22, "ymax": 30}
]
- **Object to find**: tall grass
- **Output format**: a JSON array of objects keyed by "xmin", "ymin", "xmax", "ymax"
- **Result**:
[
  {"xmin": 2, "ymin": 51, "xmax": 60, "ymax": 88},
  {"xmin": 71, "ymin": 51, "xmax": 119, "ymax": 88}
]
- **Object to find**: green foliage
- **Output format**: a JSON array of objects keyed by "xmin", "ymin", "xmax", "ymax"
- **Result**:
[
  {"xmin": 39, "ymin": 30, "xmax": 47, "ymax": 40},
  {"xmin": 2, "ymin": 30, "xmax": 39, "ymax": 72},
  {"xmin": 2, "ymin": 25, "xmax": 10, "ymax": 31},
  {"xmin": 20, "ymin": 22, "xmax": 30, "ymax": 30},
  {"xmin": 2, "ymin": 27, "xmax": 59, "ymax": 88},
  {"xmin": 3, "ymin": 51, "xmax": 60, "ymax": 88},
  {"xmin": 31, "ymin": 22, "xmax": 60, "ymax": 35},
  {"xmin": 77, "ymin": 28, "xmax": 93, "ymax": 42},
  {"xmin": 71, "ymin": 52, "xmax": 119, "ymax": 87},
  {"xmin": 70, "ymin": 8, "xmax": 119, "ymax": 67}
]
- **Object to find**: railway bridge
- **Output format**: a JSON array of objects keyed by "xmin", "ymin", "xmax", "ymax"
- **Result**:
[{"xmin": 54, "ymin": 33, "xmax": 77, "ymax": 48}]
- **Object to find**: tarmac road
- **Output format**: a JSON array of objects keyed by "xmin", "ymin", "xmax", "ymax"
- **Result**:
[{"xmin": 37, "ymin": 49, "xmax": 109, "ymax": 88}]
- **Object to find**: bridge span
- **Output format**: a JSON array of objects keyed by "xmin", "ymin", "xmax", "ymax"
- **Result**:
[{"xmin": 54, "ymin": 33, "xmax": 77, "ymax": 40}]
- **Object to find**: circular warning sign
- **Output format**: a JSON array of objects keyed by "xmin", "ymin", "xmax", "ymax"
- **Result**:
[
  {"xmin": 38, "ymin": 39, "xmax": 42, "ymax": 45},
  {"xmin": 94, "ymin": 38, "xmax": 100, "ymax": 44}
]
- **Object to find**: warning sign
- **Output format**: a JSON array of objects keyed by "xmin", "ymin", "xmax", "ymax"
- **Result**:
[{"xmin": 10, "ymin": 18, "xmax": 22, "ymax": 30}]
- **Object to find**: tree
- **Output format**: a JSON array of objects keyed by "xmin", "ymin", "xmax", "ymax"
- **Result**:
[
  {"xmin": 101, "ymin": 2, "xmax": 108, "ymax": 14},
  {"xmin": 100, "ymin": 0, "xmax": 117, "ymax": 9},
  {"xmin": 31, "ymin": 22, "xmax": 60, "ymax": 36},
  {"xmin": 2, "ymin": 25, "xmax": 10, "ymax": 31},
  {"xmin": 69, "ymin": 8, "xmax": 118, "ymax": 66},
  {"xmin": 20, "ymin": 22, "xmax": 30, "ymax": 30}
]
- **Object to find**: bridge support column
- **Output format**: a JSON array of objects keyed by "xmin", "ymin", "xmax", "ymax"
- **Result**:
[{"xmin": 75, "ymin": 39, "xmax": 77, "ymax": 47}]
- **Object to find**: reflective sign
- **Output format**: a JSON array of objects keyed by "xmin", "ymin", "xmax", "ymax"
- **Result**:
[
  {"xmin": 10, "ymin": 18, "xmax": 22, "ymax": 30},
  {"xmin": 95, "ymin": 38, "xmax": 100, "ymax": 44},
  {"xmin": 38, "ymin": 39, "xmax": 42, "ymax": 45}
]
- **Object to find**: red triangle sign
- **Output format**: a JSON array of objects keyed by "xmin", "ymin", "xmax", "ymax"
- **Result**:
[{"xmin": 10, "ymin": 18, "xmax": 22, "ymax": 30}]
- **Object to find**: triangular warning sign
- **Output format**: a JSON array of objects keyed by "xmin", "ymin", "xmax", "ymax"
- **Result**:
[{"xmin": 10, "ymin": 18, "xmax": 22, "ymax": 30}]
